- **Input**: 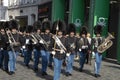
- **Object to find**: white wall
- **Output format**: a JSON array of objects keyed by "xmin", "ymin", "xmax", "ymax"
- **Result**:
[{"xmin": 3, "ymin": 0, "xmax": 8, "ymax": 6}]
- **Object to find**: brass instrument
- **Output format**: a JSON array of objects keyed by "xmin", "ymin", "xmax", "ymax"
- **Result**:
[
  {"xmin": 70, "ymin": 43, "xmax": 75, "ymax": 49},
  {"xmin": 5, "ymin": 28, "xmax": 18, "ymax": 46},
  {"xmin": 34, "ymin": 33, "xmax": 49, "ymax": 47},
  {"xmin": 53, "ymin": 35, "xmax": 66, "ymax": 54},
  {"xmin": 5, "ymin": 28, "xmax": 16, "ymax": 58},
  {"xmin": 66, "ymin": 43, "xmax": 76, "ymax": 56},
  {"xmin": 97, "ymin": 33, "xmax": 114, "ymax": 53},
  {"xmin": 30, "ymin": 33, "xmax": 38, "ymax": 44}
]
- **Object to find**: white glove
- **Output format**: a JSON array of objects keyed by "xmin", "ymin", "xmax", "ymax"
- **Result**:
[
  {"xmin": 82, "ymin": 46, "xmax": 86, "ymax": 49},
  {"xmin": 82, "ymin": 45, "xmax": 88, "ymax": 49},
  {"xmin": 60, "ymin": 50, "xmax": 64, "ymax": 54},
  {"xmin": 33, "ymin": 42, "xmax": 37, "ymax": 44},
  {"xmin": 39, "ymin": 40, "xmax": 44, "ymax": 44},
  {"xmin": 66, "ymin": 53, "xmax": 70, "ymax": 57},
  {"xmin": 51, "ymin": 51, "xmax": 56, "ymax": 55},
  {"xmin": 79, "ymin": 49, "xmax": 81, "ymax": 51},
  {"xmin": 22, "ymin": 45, "xmax": 26, "ymax": 49},
  {"xmin": 1, "ymin": 48, "xmax": 3, "ymax": 50}
]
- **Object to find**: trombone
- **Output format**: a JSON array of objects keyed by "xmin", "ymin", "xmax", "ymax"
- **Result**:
[
  {"xmin": 53, "ymin": 35, "xmax": 66, "ymax": 54},
  {"xmin": 5, "ymin": 28, "xmax": 17, "ymax": 58},
  {"xmin": 5, "ymin": 28, "xmax": 17, "ymax": 45},
  {"xmin": 34, "ymin": 33, "xmax": 49, "ymax": 47}
]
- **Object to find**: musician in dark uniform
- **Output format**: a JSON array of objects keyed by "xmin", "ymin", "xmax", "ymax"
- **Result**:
[
  {"xmin": 7, "ymin": 20, "xmax": 21, "ymax": 75},
  {"xmin": 0, "ymin": 22, "xmax": 9, "ymax": 72},
  {"xmin": 76, "ymin": 27, "xmax": 89, "ymax": 72},
  {"xmin": 33, "ymin": 21, "xmax": 42, "ymax": 72},
  {"xmin": 93, "ymin": 25, "xmax": 104, "ymax": 78},
  {"xmin": 51, "ymin": 20, "xmax": 66, "ymax": 80},
  {"xmin": 65, "ymin": 23, "xmax": 77, "ymax": 76},
  {"xmin": 19, "ymin": 26, "xmax": 26, "ymax": 57},
  {"xmin": 24, "ymin": 25, "xmax": 34, "ymax": 68},
  {"xmin": 86, "ymin": 33, "xmax": 92, "ymax": 64},
  {"xmin": 39, "ymin": 20, "xmax": 52, "ymax": 76}
]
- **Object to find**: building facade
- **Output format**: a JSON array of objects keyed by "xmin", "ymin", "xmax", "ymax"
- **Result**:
[
  {"xmin": 8, "ymin": 0, "xmax": 51, "ymax": 26},
  {"xmin": 0, "ymin": 0, "xmax": 8, "ymax": 20}
]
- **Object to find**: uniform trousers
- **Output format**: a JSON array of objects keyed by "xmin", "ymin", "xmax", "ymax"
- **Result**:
[{"xmin": 94, "ymin": 52, "xmax": 102, "ymax": 75}]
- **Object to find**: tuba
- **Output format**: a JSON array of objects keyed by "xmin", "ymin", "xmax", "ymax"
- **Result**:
[{"xmin": 97, "ymin": 33, "xmax": 114, "ymax": 53}]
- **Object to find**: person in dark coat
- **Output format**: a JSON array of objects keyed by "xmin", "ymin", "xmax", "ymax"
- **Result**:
[
  {"xmin": 65, "ymin": 23, "xmax": 77, "ymax": 76},
  {"xmin": 76, "ymin": 26, "xmax": 89, "ymax": 72},
  {"xmin": 51, "ymin": 20, "xmax": 67, "ymax": 80}
]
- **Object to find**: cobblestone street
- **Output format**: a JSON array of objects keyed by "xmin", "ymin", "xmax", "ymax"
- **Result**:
[{"xmin": 0, "ymin": 56, "xmax": 120, "ymax": 80}]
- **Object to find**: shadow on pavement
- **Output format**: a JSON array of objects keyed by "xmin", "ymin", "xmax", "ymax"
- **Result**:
[
  {"xmin": 73, "ymin": 66, "xmax": 95, "ymax": 77},
  {"xmin": 35, "ymin": 71, "xmax": 53, "ymax": 80},
  {"xmin": 103, "ymin": 58, "xmax": 120, "ymax": 65},
  {"xmin": 104, "ymin": 65, "xmax": 120, "ymax": 70}
]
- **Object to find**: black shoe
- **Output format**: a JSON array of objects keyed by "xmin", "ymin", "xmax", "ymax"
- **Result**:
[
  {"xmin": 65, "ymin": 72, "xmax": 69, "ymax": 76},
  {"xmin": 3, "ymin": 68, "xmax": 8, "ymax": 72},
  {"xmin": 9, "ymin": 71, "xmax": 14, "ymax": 75},
  {"xmin": 48, "ymin": 64, "xmax": 53, "ymax": 68},
  {"xmin": 97, "ymin": 74, "xmax": 101, "ymax": 77},
  {"xmin": 42, "ymin": 72, "xmax": 48, "ymax": 76},
  {"xmin": 34, "ymin": 68, "xmax": 38, "ymax": 72},
  {"xmin": 65, "ymin": 72, "xmax": 72, "ymax": 76},
  {"xmin": 94, "ymin": 74, "xmax": 98, "ymax": 78},
  {"xmin": 69, "ymin": 73, "xmax": 72, "ymax": 76},
  {"xmin": 26, "ymin": 64, "xmax": 30, "ymax": 68},
  {"xmin": 79, "ymin": 68, "xmax": 83, "ymax": 72},
  {"xmin": 12, "ymin": 71, "xmax": 15, "ymax": 74}
]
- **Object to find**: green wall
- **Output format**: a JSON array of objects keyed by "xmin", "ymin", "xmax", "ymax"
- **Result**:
[
  {"xmin": 69, "ymin": 0, "xmax": 85, "ymax": 33},
  {"xmin": 52, "ymin": 0, "xmax": 65, "ymax": 22}
]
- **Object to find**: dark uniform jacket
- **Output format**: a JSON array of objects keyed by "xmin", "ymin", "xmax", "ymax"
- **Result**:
[
  {"xmin": 76, "ymin": 37, "xmax": 89, "ymax": 53},
  {"xmin": 65, "ymin": 36, "xmax": 77, "ymax": 54},
  {"xmin": 0, "ymin": 33, "xmax": 8, "ymax": 50},
  {"xmin": 40, "ymin": 33, "xmax": 52, "ymax": 51},
  {"xmin": 51, "ymin": 35, "xmax": 66, "ymax": 60},
  {"xmin": 7, "ymin": 33, "xmax": 22, "ymax": 52},
  {"xmin": 92, "ymin": 37, "xmax": 105, "ymax": 53},
  {"xmin": 24, "ymin": 35, "xmax": 33, "ymax": 51}
]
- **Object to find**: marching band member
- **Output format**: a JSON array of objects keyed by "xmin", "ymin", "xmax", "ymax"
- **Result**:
[
  {"xmin": 51, "ymin": 20, "xmax": 66, "ymax": 80},
  {"xmin": 0, "ymin": 22, "xmax": 9, "ymax": 72},
  {"xmin": 76, "ymin": 27, "xmax": 89, "ymax": 72},
  {"xmin": 86, "ymin": 33, "xmax": 92, "ymax": 64},
  {"xmin": 40, "ymin": 20, "xmax": 52, "ymax": 76},
  {"xmin": 19, "ymin": 26, "xmax": 26, "ymax": 57},
  {"xmin": 33, "ymin": 21, "xmax": 42, "ymax": 72},
  {"xmin": 7, "ymin": 20, "xmax": 21, "ymax": 75},
  {"xmin": 24, "ymin": 25, "xmax": 34, "ymax": 68},
  {"xmin": 93, "ymin": 25, "xmax": 105, "ymax": 78},
  {"xmin": 65, "ymin": 23, "xmax": 77, "ymax": 76}
]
